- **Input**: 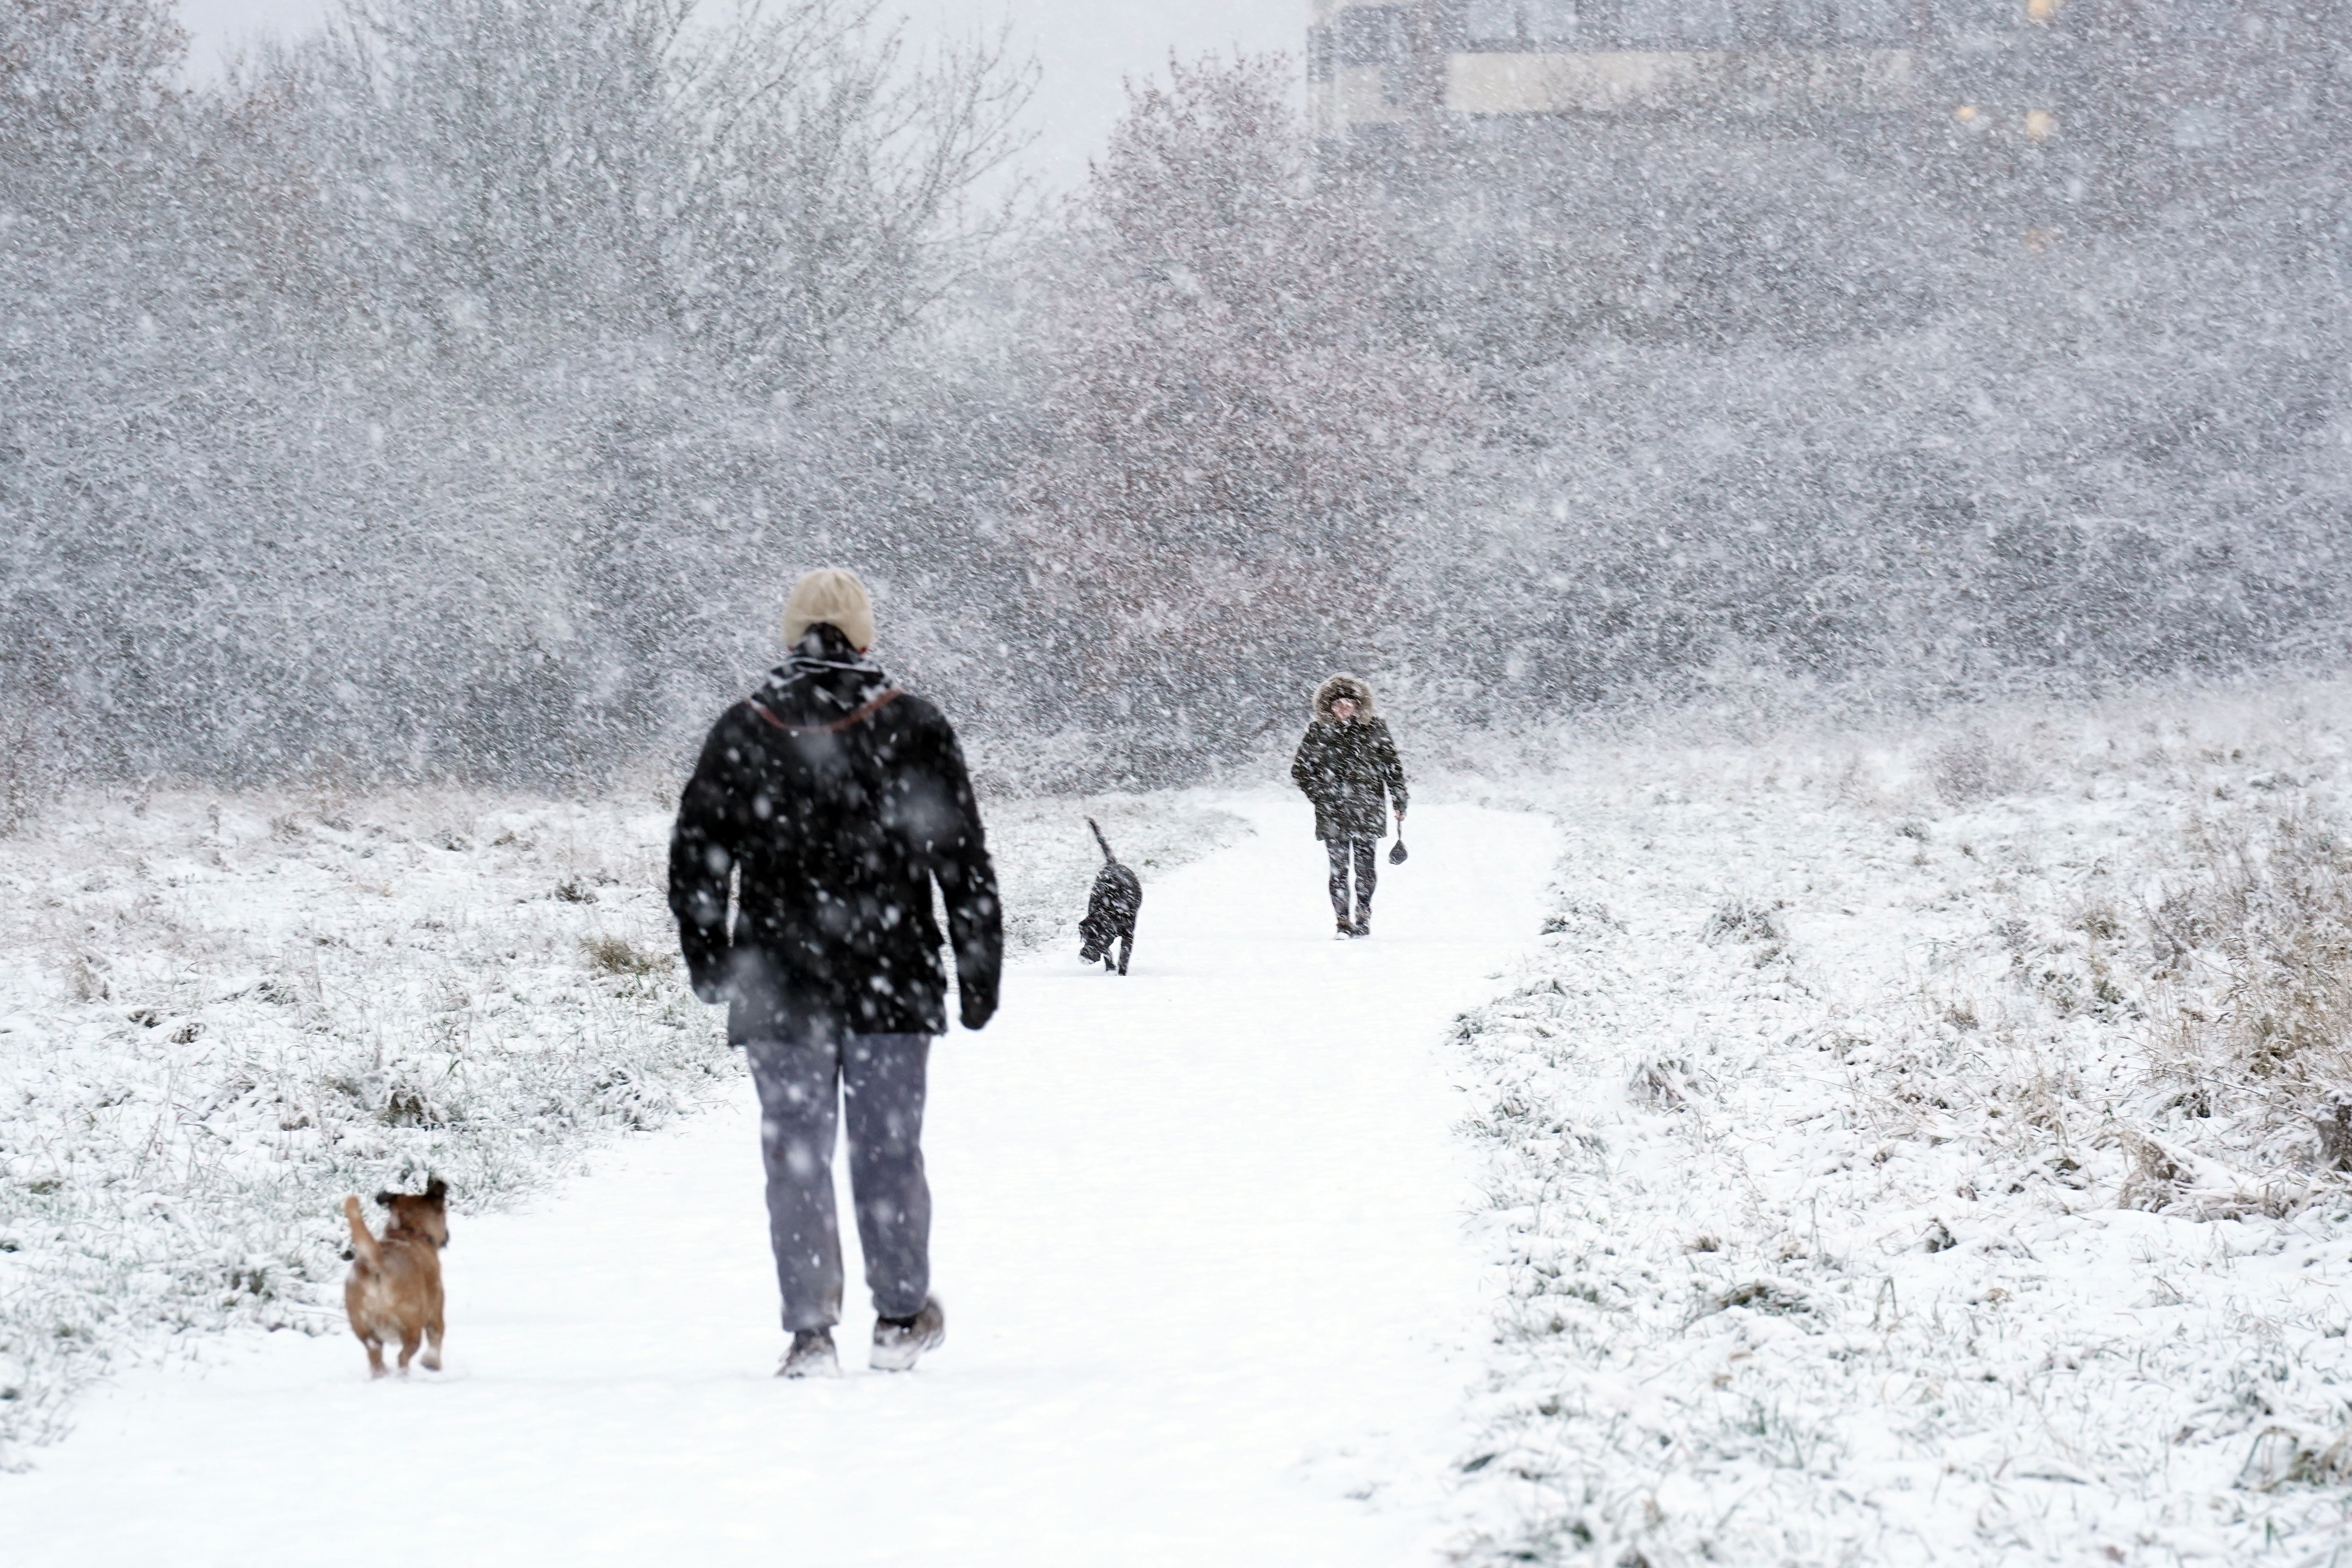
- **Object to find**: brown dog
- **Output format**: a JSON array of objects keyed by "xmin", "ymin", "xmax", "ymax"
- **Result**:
[{"xmin": 342, "ymin": 1178, "xmax": 449, "ymax": 1378}]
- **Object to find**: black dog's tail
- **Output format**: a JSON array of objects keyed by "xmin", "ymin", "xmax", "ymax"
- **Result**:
[{"xmin": 1087, "ymin": 816, "xmax": 1115, "ymax": 863}]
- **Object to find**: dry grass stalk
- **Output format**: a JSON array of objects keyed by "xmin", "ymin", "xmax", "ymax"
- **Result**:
[{"xmin": 2148, "ymin": 809, "xmax": 2352, "ymax": 1151}]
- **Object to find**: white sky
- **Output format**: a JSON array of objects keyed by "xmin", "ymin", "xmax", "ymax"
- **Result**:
[{"xmin": 173, "ymin": 0, "xmax": 1304, "ymax": 192}]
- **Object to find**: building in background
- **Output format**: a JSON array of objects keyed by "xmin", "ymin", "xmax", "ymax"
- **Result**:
[{"xmin": 1309, "ymin": 0, "xmax": 2351, "ymax": 346}]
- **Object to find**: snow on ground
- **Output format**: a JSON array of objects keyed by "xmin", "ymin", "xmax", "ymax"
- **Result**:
[
  {"xmin": 1441, "ymin": 683, "xmax": 2352, "ymax": 1565},
  {"xmin": 13, "ymin": 682, "xmax": 2352, "ymax": 1566},
  {"xmin": 0, "ymin": 782, "xmax": 1244, "ymax": 1463},
  {"xmin": 4, "ymin": 799, "xmax": 1554, "ymax": 1567}
]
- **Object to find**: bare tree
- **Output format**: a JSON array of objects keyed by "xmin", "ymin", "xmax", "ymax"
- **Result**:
[
  {"xmin": 0, "ymin": 0, "xmax": 194, "ymax": 808},
  {"xmin": 0, "ymin": 0, "xmax": 1037, "ymax": 793},
  {"xmin": 0, "ymin": 0, "xmax": 185, "ymax": 160},
  {"xmin": 664, "ymin": 0, "xmax": 1034, "ymax": 387},
  {"xmin": 295, "ymin": 0, "xmax": 1032, "ymax": 386},
  {"xmin": 1012, "ymin": 53, "xmax": 1462, "ymax": 740}
]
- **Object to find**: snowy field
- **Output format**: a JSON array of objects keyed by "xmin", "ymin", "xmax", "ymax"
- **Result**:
[
  {"xmin": 8, "ymin": 681, "xmax": 2352, "ymax": 1567},
  {"xmin": 1444, "ymin": 680, "xmax": 2352, "ymax": 1565},
  {"xmin": 0, "ymin": 783, "xmax": 1244, "ymax": 1462}
]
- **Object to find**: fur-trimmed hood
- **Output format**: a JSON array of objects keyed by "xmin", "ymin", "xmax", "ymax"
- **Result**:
[{"xmin": 1311, "ymin": 674, "xmax": 1376, "ymax": 723}]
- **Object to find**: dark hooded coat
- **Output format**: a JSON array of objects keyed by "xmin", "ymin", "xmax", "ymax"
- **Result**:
[
  {"xmin": 1289, "ymin": 675, "xmax": 1409, "ymax": 842},
  {"xmin": 668, "ymin": 652, "xmax": 1002, "ymax": 1043}
]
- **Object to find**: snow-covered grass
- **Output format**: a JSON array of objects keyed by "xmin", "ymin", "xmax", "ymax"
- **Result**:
[
  {"xmin": 18, "ymin": 676, "xmax": 2352, "ymax": 1564},
  {"xmin": 1441, "ymin": 679, "xmax": 2352, "ymax": 1565},
  {"xmin": 0, "ymin": 783, "xmax": 1244, "ymax": 1465}
]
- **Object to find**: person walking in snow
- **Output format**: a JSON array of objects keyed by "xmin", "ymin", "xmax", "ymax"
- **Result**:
[
  {"xmin": 1289, "ymin": 674, "xmax": 1409, "ymax": 938},
  {"xmin": 669, "ymin": 568, "xmax": 1001, "ymax": 1378}
]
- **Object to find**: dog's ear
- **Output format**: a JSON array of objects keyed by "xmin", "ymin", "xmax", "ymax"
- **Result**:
[{"xmin": 424, "ymin": 1176, "xmax": 448, "ymax": 1202}]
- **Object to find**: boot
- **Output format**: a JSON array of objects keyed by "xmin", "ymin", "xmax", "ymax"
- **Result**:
[
  {"xmin": 778, "ymin": 1327, "xmax": 839, "ymax": 1378},
  {"xmin": 870, "ymin": 1297, "xmax": 946, "ymax": 1372}
]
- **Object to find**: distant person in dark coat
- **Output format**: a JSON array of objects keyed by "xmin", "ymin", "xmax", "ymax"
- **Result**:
[
  {"xmin": 1289, "ymin": 673, "xmax": 1409, "ymax": 938},
  {"xmin": 669, "ymin": 567, "xmax": 1001, "ymax": 1378}
]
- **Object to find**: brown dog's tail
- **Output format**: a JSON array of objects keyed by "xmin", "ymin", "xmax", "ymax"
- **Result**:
[{"xmin": 342, "ymin": 1196, "xmax": 381, "ymax": 1271}]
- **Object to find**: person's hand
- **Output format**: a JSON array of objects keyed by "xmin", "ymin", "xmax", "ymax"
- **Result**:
[
  {"xmin": 685, "ymin": 948, "xmax": 731, "ymax": 1004},
  {"xmin": 959, "ymin": 982, "xmax": 998, "ymax": 1031}
]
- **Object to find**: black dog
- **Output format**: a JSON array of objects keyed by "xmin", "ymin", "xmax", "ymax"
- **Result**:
[{"xmin": 1077, "ymin": 817, "xmax": 1141, "ymax": 975}]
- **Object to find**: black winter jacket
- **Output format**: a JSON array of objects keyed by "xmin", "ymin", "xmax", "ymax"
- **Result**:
[
  {"xmin": 668, "ymin": 657, "xmax": 1002, "ymax": 1042},
  {"xmin": 1290, "ymin": 717, "xmax": 1409, "ymax": 841}
]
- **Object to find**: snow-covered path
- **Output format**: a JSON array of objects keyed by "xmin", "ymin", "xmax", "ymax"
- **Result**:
[{"xmin": 7, "ymin": 798, "xmax": 1553, "ymax": 1567}]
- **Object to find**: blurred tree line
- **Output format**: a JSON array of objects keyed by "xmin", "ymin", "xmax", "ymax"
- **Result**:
[{"xmin": 3, "ymin": 0, "xmax": 2347, "ymax": 805}]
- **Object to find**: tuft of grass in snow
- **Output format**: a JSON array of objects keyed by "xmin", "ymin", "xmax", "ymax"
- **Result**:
[
  {"xmin": 2146, "ymin": 807, "xmax": 2352, "ymax": 1146},
  {"xmin": 581, "ymin": 933, "xmax": 673, "ymax": 978}
]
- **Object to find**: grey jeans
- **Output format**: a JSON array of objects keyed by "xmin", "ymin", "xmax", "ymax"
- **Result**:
[{"xmin": 744, "ymin": 1032, "xmax": 933, "ymax": 1331}]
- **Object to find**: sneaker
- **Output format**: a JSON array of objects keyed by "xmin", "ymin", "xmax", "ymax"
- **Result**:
[
  {"xmin": 870, "ymin": 1297, "xmax": 946, "ymax": 1372},
  {"xmin": 778, "ymin": 1327, "xmax": 840, "ymax": 1378},
  {"xmin": 1351, "ymin": 914, "xmax": 1371, "ymax": 938},
  {"xmin": 1335, "ymin": 922, "xmax": 1354, "ymax": 940}
]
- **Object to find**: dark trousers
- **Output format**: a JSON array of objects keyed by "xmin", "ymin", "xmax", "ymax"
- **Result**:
[
  {"xmin": 1326, "ymin": 836, "xmax": 1377, "ymax": 926},
  {"xmin": 744, "ymin": 1032, "xmax": 932, "ymax": 1332}
]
